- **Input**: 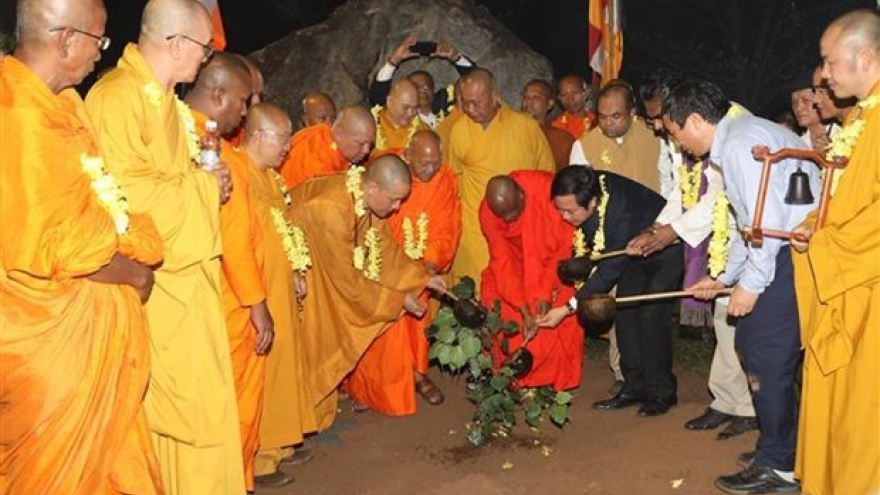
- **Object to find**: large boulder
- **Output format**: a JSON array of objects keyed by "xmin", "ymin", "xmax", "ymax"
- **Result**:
[{"xmin": 250, "ymin": 0, "xmax": 553, "ymax": 124}]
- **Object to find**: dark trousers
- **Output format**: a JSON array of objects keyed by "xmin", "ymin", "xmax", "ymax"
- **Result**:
[
  {"xmin": 616, "ymin": 244, "xmax": 683, "ymax": 399},
  {"xmin": 734, "ymin": 247, "xmax": 801, "ymax": 472}
]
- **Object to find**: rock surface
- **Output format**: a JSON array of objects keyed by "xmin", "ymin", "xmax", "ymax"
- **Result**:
[{"xmin": 250, "ymin": 0, "xmax": 553, "ymax": 125}]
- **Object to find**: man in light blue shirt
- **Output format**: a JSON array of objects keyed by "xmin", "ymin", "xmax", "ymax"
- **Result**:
[{"xmin": 662, "ymin": 79, "xmax": 819, "ymax": 495}]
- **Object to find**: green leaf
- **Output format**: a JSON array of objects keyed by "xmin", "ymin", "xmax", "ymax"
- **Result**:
[
  {"xmin": 499, "ymin": 338, "xmax": 509, "ymax": 354},
  {"xmin": 452, "ymin": 276, "xmax": 476, "ymax": 300},
  {"xmin": 449, "ymin": 346, "xmax": 469, "ymax": 370},
  {"xmin": 549, "ymin": 403, "xmax": 569, "ymax": 426},
  {"xmin": 435, "ymin": 326, "xmax": 456, "ymax": 344},
  {"xmin": 501, "ymin": 321, "xmax": 520, "ymax": 336},
  {"xmin": 436, "ymin": 343, "xmax": 453, "ymax": 365},
  {"xmin": 459, "ymin": 334, "xmax": 483, "ymax": 358},
  {"xmin": 502, "ymin": 411, "xmax": 516, "ymax": 428},
  {"xmin": 475, "ymin": 354, "xmax": 493, "ymax": 371},
  {"xmin": 489, "ymin": 374, "xmax": 510, "ymax": 392},
  {"xmin": 431, "ymin": 306, "xmax": 457, "ymax": 329},
  {"xmin": 555, "ymin": 391, "xmax": 574, "ymax": 405}
]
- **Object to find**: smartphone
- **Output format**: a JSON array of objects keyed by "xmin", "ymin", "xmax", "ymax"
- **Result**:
[{"xmin": 412, "ymin": 41, "xmax": 437, "ymax": 56}]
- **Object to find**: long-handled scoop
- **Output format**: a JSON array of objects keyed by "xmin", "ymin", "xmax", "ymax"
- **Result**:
[
  {"xmin": 590, "ymin": 240, "xmax": 682, "ymax": 261},
  {"xmin": 579, "ymin": 288, "xmax": 734, "ymax": 324},
  {"xmin": 439, "ymin": 290, "xmax": 488, "ymax": 329}
]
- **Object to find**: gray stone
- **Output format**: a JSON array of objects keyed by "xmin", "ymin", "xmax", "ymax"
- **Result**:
[{"xmin": 250, "ymin": 0, "xmax": 553, "ymax": 124}]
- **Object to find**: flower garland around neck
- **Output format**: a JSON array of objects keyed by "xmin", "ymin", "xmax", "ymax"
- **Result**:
[
  {"xmin": 403, "ymin": 212, "xmax": 429, "ymax": 260},
  {"xmin": 824, "ymin": 95, "xmax": 880, "ymax": 196},
  {"xmin": 270, "ymin": 208, "xmax": 311, "ymax": 272},
  {"xmin": 679, "ymin": 160, "xmax": 703, "ymax": 210},
  {"xmin": 707, "ymin": 192, "xmax": 730, "ymax": 278},
  {"xmin": 572, "ymin": 229, "xmax": 588, "ymax": 258},
  {"xmin": 142, "ymin": 82, "xmax": 200, "ymax": 164},
  {"xmin": 347, "ymin": 165, "xmax": 382, "ymax": 280},
  {"xmin": 591, "ymin": 175, "xmax": 610, "ymax": 257},
  {"xmin": 270, "ymin": 170, "xmax": 292, "ymax": 207},
  {"xmin": 81, "ymin": 154, "xmax": 130, "ymax": 236},
  {"xmin": 371, "ymin": 105, "xmax": 421, "ymax": 150}
]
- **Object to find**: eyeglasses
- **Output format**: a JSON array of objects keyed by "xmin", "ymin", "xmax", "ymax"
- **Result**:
[
  {"xmin": 48, "ymin": 27, "xmax": 111, "ymax": 51},
  {"xmin": 165, "ymin": 34, "xmax": 215, "ymax": 59},
  {"xmin": 259, "ymin": 129, "xmax": 292, "ymax": 142}
]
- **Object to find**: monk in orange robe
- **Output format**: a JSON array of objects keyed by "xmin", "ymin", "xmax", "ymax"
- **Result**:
[
  {"xmin": 551, "ymin": 74, "xmax": 596, "ymax": 139},
  {"xmin": 522, "ymin": 79, "xmax": 575, "ymax": 169},
  {"xmin": 0, "ymin": 1, "xmax": 164, "ymax": 493},
  {"xmin": 348, "ymin": 131, "xmax": 462, "ymax": 415},
  {"xmin": 479, "ymin": 172, "xmax": 583, "ymax": 390},
  {"xmin": 288, "ymin": 155, "xmax": 449, "ymax": 429},
  {"xmin": 371, "ymin": 79, "xmax": 426, "ymax": 153},
  {"xmin": 300, "ymin": 91, "xmax": 337, "ymax": 128},
  {"xmin": 184, "ymin": 54, "xmax": 279, "ymax": 491},
  {"xmin": 278, "ymin": 105, "xmax": 375, "ymax": 189}
]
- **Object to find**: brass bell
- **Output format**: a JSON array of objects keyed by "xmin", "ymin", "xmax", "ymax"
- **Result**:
[{"xmin": 784, "ymin": 166, "xmax": 814, "ymax": 205}]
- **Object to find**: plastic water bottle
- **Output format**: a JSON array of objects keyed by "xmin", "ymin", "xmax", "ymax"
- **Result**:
[{"xmin": 200, "ymin": 120, "xmax": 221, "ymax": 170}]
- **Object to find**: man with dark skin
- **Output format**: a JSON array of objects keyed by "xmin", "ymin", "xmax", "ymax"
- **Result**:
[
  {"xmin": 553, "ymin": 74, "xmax": 596, "ymax": 138},
  {"xmin": 300, "ymin": 91, "xmax": 337, "ymax": 128},
  {"xmin": 521, "ymin": 79, "xmax": 575, "ymax": 169}
]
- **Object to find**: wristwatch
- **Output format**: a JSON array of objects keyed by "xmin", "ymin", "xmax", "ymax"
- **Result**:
[{"xmin": 566, "ymin": 297, "xmax": 578, "ymax": 314}]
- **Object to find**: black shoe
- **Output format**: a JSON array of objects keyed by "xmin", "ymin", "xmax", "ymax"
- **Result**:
[
  {"xmin": 280, "ymin": 448, "xmax": 315, "ymax": 467},
  {"xmin": 608, "ymin": 379, "xmax": 625, "ymax": 396},
  {"xmin": 717, "ymin": 416, "xmax": 759, "ymax": 441},
  {"xmin": 684, "ymin": 407, "xmax": 734, "ymax": 430},
  {"xmin": 254, "ymin": 471, "xmax": 295, "ymax": 489},
  {"xmin": 715, "ymin": 464, "xmax": 800, "ymax": 494},
  {"xmin": 592, "ymin": 392, "xmax": 646, "ymax": 410},
  {"xmin": 737, "ymin": 451, "xmax": 755, "ymax": 469},
  {"xmin": 637, "ymin": 395, "xmax": 677, "ymax": 417}
]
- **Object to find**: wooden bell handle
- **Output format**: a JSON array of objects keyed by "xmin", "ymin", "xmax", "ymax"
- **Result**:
[{"xmin": 616, "ymin": 288, "xmax": 733, "ymax": 304}]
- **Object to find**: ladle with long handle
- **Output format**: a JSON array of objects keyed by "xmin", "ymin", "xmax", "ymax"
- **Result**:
[
  {"xmin": 579, "ymin": 288, "xmax": 734, "ymax": 324},
  {"xmin": 615, "ymin": 287, "xmax": 733, "ymax": 304},
  {"xmin": 590, "ymin": 240, "xmax": 682, "ymax": 261}
]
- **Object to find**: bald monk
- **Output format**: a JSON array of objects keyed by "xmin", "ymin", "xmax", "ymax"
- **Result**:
[
  {"xmin": 479, "ymin": 173, "xmax": 583, "ymax": 390},
  {"xmin": 372, "ymin": 78, "xmax": 425, "ymax": 152},
  {"xmin": 792, "ymin": 10, "xmax": 880, "ymax": 495},
  {"xmin": 85, "ymin": 0, "xmax": 245, "ymax": 493},
  {"xmin": 347, "ymin": 131, "xmax": 462, "ymax": 415},
  {"xmin": 288, "ymin": 154, "xmax": 448, "ymax": 429},
  {"xmin": 521, "ymin": 79, "xmax": 575, "ymax": 169},
  {"xmin": 552, "ymin": 74, "xmax": 596, "ymax": 139},
  {"xmin": 183, "ymin": 53, "xmax": 278, "ymax": 491},
  {"xmin": 301, "ymin": 91, "xmax": 337, "ymax": 128},
  {"xmin": 227, "ymin": 54, "xmax": 264, "ymax": 147},
  {"xmin": 449, "ymin": 67, "xmax": 555, "ymax": 289},
  {"xmin": 0, "ymin": 1, "xmax": 164, "ymax": 493},
  {"xmin": 278, "ymin": 105, "xmax": 375, "ymax": 189}
]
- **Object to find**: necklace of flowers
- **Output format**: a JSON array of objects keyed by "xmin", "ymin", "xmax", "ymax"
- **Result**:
[
  {"xmin": 403, "ymin": 212, "xmax": 429, "ymax": 260},
  {"xmin": 707, "ymin": 192, "xmax": 730, "ymax": 278},
  {"xmin": 371, "ymin": 105, "xmax": 421, "ymax": 150},
  {"xmin": 81, "ymin": 154, "xmax": 130, "ymax": 236},
  {"xmin": 270, "ymin": 170, "xmax": 292, "ymax": 207},
  {"xmin": 270, "ymin": 207, "xmax": 311, "ymax": 272},
  {"xmin": 591, "ymin": 175, "xmax": 610, "ymax": 257},
  {"xmin": 346, "ymin": 166, "xmax": 382, "ymax": 280},
  {"xmin": 824, "ymin": 95, "xmax": 880, "ymax": 196},
  {"xmin": 142, "ymin": 83, "xmax": 200, "ymax": 164},
  {"xmin": 679, "ymin": 160, "xmax": 703, "ymax": 209}
]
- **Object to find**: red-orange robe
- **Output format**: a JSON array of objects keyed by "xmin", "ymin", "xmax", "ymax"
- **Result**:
[
  {"xmin": 276, "ymin": 123, "xmax": 348, "ymax": 190},
  {"xmin": 479, "ymin": 170, "xmax": 582, "ymax": 391},
  {"xmin": 541, "ymin": 122, "xmax": 575, "ymax": 170},
  {"xmin": 347, "ymin": 163, "xmax": 462, "ymax": 415},
  {"xmin": 0, "ymin": 56, "xmax": 164, "ymax": 495},
  {"xmin": 551, "ymin": 111, "xmax": 596, "ymax": 140}
]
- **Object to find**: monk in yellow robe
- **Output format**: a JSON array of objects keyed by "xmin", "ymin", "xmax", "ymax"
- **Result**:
[
  {"xmin": 277, "ymin": 105, "xmax": 375, "ymax": 189},
  {"xmin": 300, "ymin": 91, "xmax": 337, "ymax": 128},
  {"xmin": 551, "ymin": 74, "xmax": 596, "ymax": 139},
  {"xmin": 288, "ymin": 155, "xmax": 449, "ymax": 429},
  {"xmin": 792, "ymin": 11, "xmax": 880, "ymax": 495},
  {"xmin": 0, "ymin": 1, "xmax": 163, "ymax": 493},
  {"xmin": 348, "ymin": 131, "xmax": 462, "ymax": 415},
  {"xmin": 371, "ymin": 79, "xmax": 426, "ymax": 153},
  {"xmin": 449, "ymin": 68, "xmax": 555, "ymax": 289},
  {"xmin": 85, "ymin": 1, "xmax": 245, "ymax": 493}
]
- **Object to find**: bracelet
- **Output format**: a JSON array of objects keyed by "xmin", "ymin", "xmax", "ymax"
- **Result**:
[
  {"xmin": 642, "ymin": 226, "xmax": 658, "ymax": 235},
  {"xmin": 387, "ymin": 58, "xmax": 398, "ymax": 67}
]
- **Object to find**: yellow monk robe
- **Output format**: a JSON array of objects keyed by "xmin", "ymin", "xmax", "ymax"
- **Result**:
[
  {"xmin": 85, "ymin": 44, "xmax": 245, "ymax": 495},
  {"xmin": 577, "ymin": 119, "xmax": 662, "ymax": 194},
  {"xmin": 348, "ymin": 163, "xmax": 462, "ymax": 415},
  {"xmin": 793, "ymin": 83, "xmax": 880, "ymax": 495},
  {"xmin": 448, "ymin": 104, "xmax": 555, "ymax": 289},
  {"xmin": 277, "ymin": 123, "xmax": 349, "ymax": 190},
  {"xmin": 288, "ymin": 173, "xmax": 432, "ymax": 429},
  {"xmin": 191, "ymin": 111, "xmax": 265, "ymax": 492},
  {"xmin": 249, "ymin": 168, "xmax": 318, "ymax": 477},
  {"xmin": 551, "ymin": 111, "xmax": 595, "ymax": 140},
  {"xmin": 372, "ymin": 107, "xmax": 426, "ymax": 154},
  {"xmin": 0, "ymin": 56, "xmax": 164, "ymax": 495},
  {"xmin": 436, "ymin": 107, "xmax": 464, "ymax": 165}
]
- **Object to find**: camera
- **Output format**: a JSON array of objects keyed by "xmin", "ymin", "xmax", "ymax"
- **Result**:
[{"xmin": 411, "ymin": 41, "xmax": 437, "ymax": 56}]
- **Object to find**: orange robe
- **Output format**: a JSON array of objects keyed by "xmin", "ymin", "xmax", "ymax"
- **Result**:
[
  {"xmin": 373, "ymin": 107, "xmax": 426, "ymax": 153},
  {"xmin": 479, "ymin": 170, "xmax": 583, "ymax": 391},
  {"xmin": 191, "ymin": 111, "xmax": 265, "ymax": 492},
  {"xmin": 288, "ymin": 174, "xmax": 431, "ymax": 428},
  {"xmin": 541, "ymin": 122, "xmax": 575, "ymax": 170},
  {"xmin": 551, "ymin": 111, "xmax": 595, "ymax": 140},
  {"xmin": 277, "ymin": 123, "xmax": 348, "ymax": 190},
  {"xmin": 0, "ymin": 56, "xmax": 164, "ymax": 495},
  {"xmin": 436, "ymin": 108, "xmax": 464, "ymax": 165},
  {"xmin": 348, "ymin": 164, "xmax": 462, "ymax": 415}
]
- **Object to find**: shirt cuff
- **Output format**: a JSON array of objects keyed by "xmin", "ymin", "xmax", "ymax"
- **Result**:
[
  {"xmin": 376, "ymin": 62, "xmax": 396, "ymax": 81},
  {"xmin": 456, "ymin": 55, "xmax": 474, "ymax": 67}
]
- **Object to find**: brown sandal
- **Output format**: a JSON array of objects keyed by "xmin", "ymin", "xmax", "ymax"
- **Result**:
[{"xmin": 415, "ymin": 377, "xmax": 445, "ymax": 405}]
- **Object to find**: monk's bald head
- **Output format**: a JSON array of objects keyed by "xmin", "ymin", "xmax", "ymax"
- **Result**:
[
  {"xmin": 140, "ymin": 0, "xmax": 211, "ymax": 44},
  {"xmin": 459, "ymin": 68, "xmax": 501, "ymax": 126},
  {"xmin": 363, "ymin": 154, "xmax": 412, "ymax": 218},
  {"xmin": 16, "ymin": 0, "xmax": 103, "ymax": 44},
  {"xmin": 386, "ymin": 78, "xmax": 419, "ymax": 127},
  {"xmin": 486, "ymin": 175, "xmax": 524, "ymax": 223},
  {"xmin": 244, "ymin": 103, "xmax": 292, "ymax": 169},
  {"xmin": 557, "ymin": 74, "xmax": 592, "ymax": 114},
  {"xmin": 185, "ymin": 52, "xmax": 252, "ymax": 135},
  {"xmin": 301, "ymin": 92, "xmax": 337, "ymax": 128},
  {"xmin": 821, "ymin": 9, "xmax": 880, "ymax": 100},
  {"xmin": 404, "ymin": 130, "xmax": 443, "ymax": 183},
  {"xmin": 231, "ymin": 54, "xmax": 264, "ymax": 105},
  {"xmin": 332, "ymin": 105, "xmax": 376, "ymax": 164}
]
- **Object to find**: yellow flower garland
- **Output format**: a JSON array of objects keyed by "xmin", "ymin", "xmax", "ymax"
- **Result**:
[
  {"xmin": 824, "ymin": 95, "xmax": 880, "ymax": 196},
  {"xmin": 270, "ymin": 170, "xmax": 292, "ymax": 207},
  {"xmin": 707, "ymin": 192, "xmax": 730, "ymax": 278},
  {"xmin": 364, "ymin": 227, "xmax": 382, "ymax": 281},
  {"xmin": 270, "ymin": 207, "xmax": 311, "ymax": 272},
  {"xmin": 403, "ymin": 212, "xmax": 429, "ymax": 260},
  {"xmin": 142, "ymin": 83, "xmax": 199, "ymax": 164},
  {"xmin": 346, "ymin": 165, "xmax": 382, "ymax": 279},
  {"xmin": 572, "ymin": 229, "xmax": 588, "ymax": 257},
  {"xmin": 591, "ymin": 175, "xmax": 610, "ymax": 257},
  {"xmin": 371, "ymin": 105, "xmax": 421, "ymax": 150},
  {"xmin": 346, "ymin": 166, "xmax": 367, "ymax": 217},
  {"xmin": 142, "ymin": 83, "xmax": 163, "ymax": 108},
  {"xmin": 679, "ymin": 160, "xmax": 703, "ymax": 209},
  {"xmin": 81, "ymin": 154, "xmax": 130, "ymax": 235}
]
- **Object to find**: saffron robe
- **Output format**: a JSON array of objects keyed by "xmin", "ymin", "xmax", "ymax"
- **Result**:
[
  {"xmin": 793, "ymin": 82, "xmax": 880, "ymax": 495},
  {"xmin": 540, "ymin": 122, "xmax": 575, "ymax": 170},
  {"xmin": 347, "ymin": 164, "xmax": 462, "ymax": 415},
  {"xmin": 449, "ymin": 105, "xmax": 555, "ymax": 289},
  {"xmin": 479, "ymin": 171, "xmax": 583, "ymax": 390},
  {"xmin": 85, "ymin": 44, "xmax": 245, "ymax": 495},
  {"xmin": 436, "ymin": 107, "xmax": 464, "ymax": 165},
  {"xmin": 551, "ymin": 111, "xmax": 595, "ymax": 140},
  {"xmin": 373, "ymin": 107, "xmax": 426, "ymax": 153},
  {"xmin": 578, "ymin": 119, "xmax": 662, "ymax": 194},
  {"xmin": 0, "ymin": 56, "xmax": 164, "ymax": 495},
  {"xmin": 288, "ymin": 173, "xmax": 431, "ymax": 429},
  {"xmin": 277, "ymin": 123, "xmax": 348, "ymax": 190}
]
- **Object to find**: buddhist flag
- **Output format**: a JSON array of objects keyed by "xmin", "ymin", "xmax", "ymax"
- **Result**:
[
  {"xmin": 201, "ymin": 0, "xmax": 227, "ymax": 51},
  {"xmin": 588, "ymin": 0, "xmax": 623, "ymax": 85}
]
